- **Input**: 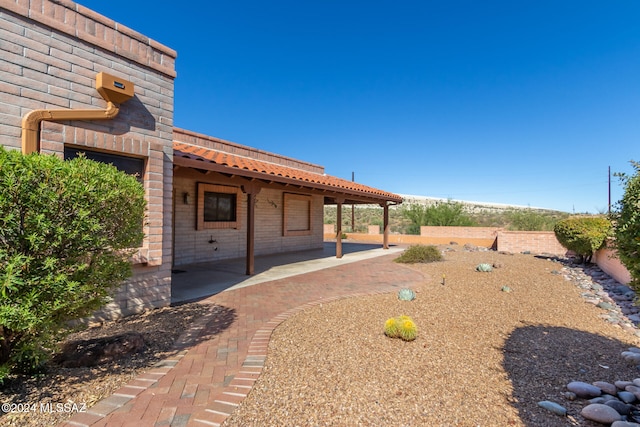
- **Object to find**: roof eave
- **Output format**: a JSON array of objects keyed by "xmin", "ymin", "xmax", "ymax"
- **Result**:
[{"xmin": 173, "ymin": 155, "xmax": 403, "ymax": 205}]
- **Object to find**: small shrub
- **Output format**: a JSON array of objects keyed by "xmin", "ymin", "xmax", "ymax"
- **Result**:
[
  {"xmin": 394, "ymin": 245, "xmax": 443, "ymax": 264},
  {"xmin": 553, "ymin": 216, "xmax": 611, "ymax": 263},
  {"xmin": 384, "ymin": 315, "xmax": 417, "ymax": 341},
  {"xmin": 397, "ymin": 288, "xmax": 416, "ymax": 301},
  {"xmin": 476, "ymin": 263, "xmax": 493, "ymax": 272}
]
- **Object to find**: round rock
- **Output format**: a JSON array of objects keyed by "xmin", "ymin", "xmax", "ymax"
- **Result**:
[
  {"xmin": 606, "ymin": 399, "xmax": 632, "ymax": 416},
  {"xmin": 594, "ymin": 381, "xmax": 618, "ymax": 396},
  {"xmin": 581, "ymin": 403, "xmax": 622, "ymax": 424},
  {"xmin": 567, "ymin": 381, "xmax": 602, "ymax": 398},
  {"xmin": 618, "ymin": 391, "xmax": 636, "ymax": 403}
]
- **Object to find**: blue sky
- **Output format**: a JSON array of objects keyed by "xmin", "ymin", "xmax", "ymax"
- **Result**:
[{"xmin": 79, "ymin": 0, "xmax": 639, "ymax": 213}]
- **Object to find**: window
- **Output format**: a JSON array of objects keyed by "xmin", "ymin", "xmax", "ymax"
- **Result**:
[
  {"xmin": 64, "ymin": 146, "xmax": 145, "ymax": 182},
  {"xmin": 197, "ymin": 183, "xmax": 241, "ymax": 229},
  {"xmin": 204, "ymin": 192, "xmax": 236, "ymax": 222},
  {"xmin": 283, "ymin": 193, "xmax": 312, "ymax": 236}
]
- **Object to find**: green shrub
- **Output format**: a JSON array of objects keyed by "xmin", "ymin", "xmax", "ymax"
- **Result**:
[
  {"xmin": 504, "ymin": 209, "xmax": 563, "ymax": 231},
  {"xmin": 394, "ymin": 245, "xmax": 443, "ymax": 264},
  {"xmin": 610, "ymin": 161, "xmax": 640, "ymax": 287},
  {"xmin": 0, "ymin": 147, "xmax": 146, "ymax": 381},
  {"xmin": 401, "ymin": 200, "xmax": 476, "ymax": 234},
  {"xmin": 553, "ymin": 216, "xmax": 611, "ymax": 263}
]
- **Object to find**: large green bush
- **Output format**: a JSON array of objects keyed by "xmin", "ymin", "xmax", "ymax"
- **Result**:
[
  {"xmin": 402, "ymin": 201, "xmax": 476, "ymax": 234},
  {"xmin": 0, "ymin": 147, "xmax": 145, "ymax": 380},
  {"xmin": 553, "ymin": 216, "xmax": 611, "ymax": 263},
  {"xmin": 610, "ymin": 161, "xmax": 640, "ymax": 287}
]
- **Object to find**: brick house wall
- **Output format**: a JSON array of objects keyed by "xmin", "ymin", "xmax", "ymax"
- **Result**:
[{"xmin": 0, "ymin": 1, "xmax": 176, "ymax": 318}]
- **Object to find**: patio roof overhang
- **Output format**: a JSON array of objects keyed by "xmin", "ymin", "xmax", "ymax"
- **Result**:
[
  {"xmin": 173, "ymin": 140, "xmax": 402, "ymax": 269},
  {"xmin": 173, "ymin": 141, "xmax": 403, "ymax": 206}
]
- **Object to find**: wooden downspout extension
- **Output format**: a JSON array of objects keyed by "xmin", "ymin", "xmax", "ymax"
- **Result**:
[{"xmin": 21, "ymin": 72, "xmax": 134, "ymax": 154}]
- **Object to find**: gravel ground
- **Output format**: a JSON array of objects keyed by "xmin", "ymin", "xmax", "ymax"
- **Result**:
[{"xmin": 224, "ymin": 248, "xmax": 640, "ymax": 427}]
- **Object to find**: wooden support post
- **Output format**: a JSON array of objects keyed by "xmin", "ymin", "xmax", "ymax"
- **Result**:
[
  {"xmin": 383, "ymin": 203, "xmax": 390, "ymax": 249},
  {"xmin": 335, "ymin": 198, "xmax": 344, "ymax": 259},
  {"xmin": 242, "ymin": 181, "xmax": 261, "ymax": 275}
]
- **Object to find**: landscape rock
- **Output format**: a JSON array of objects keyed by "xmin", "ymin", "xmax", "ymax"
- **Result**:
[
  {"xmin": 567, "ymin": 381, "xmax": 602, "ymax": 398},
  {"xmin": 618, "ymin": 391, "xmax": 636, "ymax": 403},
  {"xmin": 580, "ymin": 403, "xmax": 622, "ymax": 424},
  {"xmin": 606, "ymin": 399, "xmax": 632, "ymax": 416},
  {"xmin": 594, "ymin": 381, "xmax": 619, "ymax": 396},
  {"xmin": 537, "ymin": 401, "xmax": 567, "ymax": 416}
]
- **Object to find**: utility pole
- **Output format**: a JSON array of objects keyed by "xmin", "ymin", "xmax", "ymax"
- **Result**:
[{"xmin": 608, "ymin": 166, "xmax": 611, "ymax": 214}]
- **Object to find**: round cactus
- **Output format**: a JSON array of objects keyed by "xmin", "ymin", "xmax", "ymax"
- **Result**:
[
  {"xmin": 398, "ymin": 318, "xmax": 418, "ymax": 341},
  {"xmin": 476, "ymin": 263, "xmax": 493, "ymax": 272},
  {"xmin": 384, "ymin": 317, "xmax": 399, "ymax": 338},
  {"xmin": 397, "ymin": 288, "xmax": 416, "ymax": 301},
  {"xmin": 383, "ymin": 315, "xmax": 418, "ymax": 341}
]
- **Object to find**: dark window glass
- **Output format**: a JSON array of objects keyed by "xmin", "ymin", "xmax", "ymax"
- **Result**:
[
  {"xmin": 204, "ymin": 192, "xmax": 236, "ymax": 222},
  {"xmin": 64, "ymin": 147, "xmax": 144, "ymax": 182}
]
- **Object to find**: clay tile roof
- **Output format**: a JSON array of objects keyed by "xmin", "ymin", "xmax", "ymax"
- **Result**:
[{"xmin": 173, "ymin": 141, "xmax": 402, "ymax": 203}]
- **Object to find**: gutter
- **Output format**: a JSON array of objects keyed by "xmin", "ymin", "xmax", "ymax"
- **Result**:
[{"xmin": 21, "ymin": 72, "xmax": 134, "ymax": 154}]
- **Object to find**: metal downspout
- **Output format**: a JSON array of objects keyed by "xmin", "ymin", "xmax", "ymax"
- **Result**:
[
  {"xmin": 21, "ymin": 102, "xmax": 119, "ymax": 154},
  {"xmin": 21, "ymin": 72, "xmax": 134, "ymax": 154}
]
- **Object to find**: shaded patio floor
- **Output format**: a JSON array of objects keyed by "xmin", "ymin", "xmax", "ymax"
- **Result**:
[{"xmin": 171, "ymin": 242, "xmax": 404, "ymax": 304}]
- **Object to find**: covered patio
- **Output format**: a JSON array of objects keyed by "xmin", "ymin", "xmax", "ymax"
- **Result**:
[
  {"xmin": 172, "ymin": 131, "xmax": 403, "ymax": 277},
  {"xmin": 171, "ymin": 242, "xmax": 405, "ymax": 304}
]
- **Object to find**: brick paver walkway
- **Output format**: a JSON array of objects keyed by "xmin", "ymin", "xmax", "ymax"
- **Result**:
[{"xmin": 61, "ymin": 254, "xmax": 424, "ymax": 427}]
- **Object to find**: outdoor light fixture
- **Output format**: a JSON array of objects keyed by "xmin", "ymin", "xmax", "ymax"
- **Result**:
[{"xmin": 183, "ymin": 192, "xmax": 190, "ymax": 205}]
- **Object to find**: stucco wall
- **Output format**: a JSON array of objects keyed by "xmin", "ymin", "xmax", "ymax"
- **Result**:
[
  {"xmin": 0, "ymin": 1, "xmax": 177, "ymax": 318},
  {"xmin": 594, "ymin": 247, "xmax": 632, "ymax": 285}
]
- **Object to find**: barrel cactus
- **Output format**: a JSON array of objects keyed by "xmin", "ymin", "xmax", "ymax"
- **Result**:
[
  {"xmin": 397, "ymin": 288, "xmax": 416, "ymax": 301},
  {"xmin": 476, "ymin": 263, "xmax": 493, "ymax": 272},
  {"xmin": 384, "ymin": 315, "xmax": 418, "ymax": 341}
]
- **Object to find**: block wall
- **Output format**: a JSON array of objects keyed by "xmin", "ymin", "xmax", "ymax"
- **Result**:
[
  {"xmin": 496, "ymin": 231, "xmax": 568, "ymax": 256},
  {"xmin": 0, "ymin": 1, "xmax": 177, "ymax": 318}
]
